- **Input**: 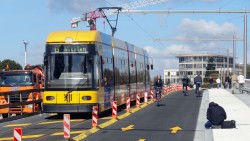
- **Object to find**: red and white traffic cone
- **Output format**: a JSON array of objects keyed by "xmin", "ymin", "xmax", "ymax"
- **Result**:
[
  {"xmin": 126, "ymin": 97, "xmax": 130, "ymax": 112},
  {"xmin": 64, "ymin": 114, "xmax": 70, "ymax": 139},
  {"xmin": 92, "ymin": 106, "xmax": 98, "ymax": 128},
  {"xmin": 13, "ymin": 128, "xmax": 22, "ymax": 141},
  {"xmin": 112, "ymin": 101, "xmax": 117, "ymax": 119}
]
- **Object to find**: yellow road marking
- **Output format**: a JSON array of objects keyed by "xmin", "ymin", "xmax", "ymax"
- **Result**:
[
  {"xmin": 121, "ymin": 125, "xmax": 134, "ymax": 131},
  {"xmin": 38, "ymin": 119, "xmax": 83, "ymax": 125},
  {"xmin": 51, "ymin": 130, "xmax": 84, "ymax": 136},
  {"xmin": 72, "ymin": 128, "xmax": 100, "ymax": 141},
  {"xmin": 170, "ymin": 126, "xmax": 182, "ymax": 134},
  {"xmin": 139, "ymin": 139, "xmax": 145, "ymax": 141},
  {"xmin": 3, "ymin": 123, "xmax": 31, "ymax": 127},
  {"xmin": 98, "ymin": 119, "xmax": 118, "ymax": 129},
  {"xmin": 0, "ymin": 134, "xmax": 44, "ymax": 141}
]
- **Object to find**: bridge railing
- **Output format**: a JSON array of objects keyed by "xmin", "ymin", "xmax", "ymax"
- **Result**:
[
  {"xmin": 241, "ymin": 79, "xmax": 250, "ymax": 93},
  {"xmin": 0, "ymin": 89, "xmax": 43, "ymax": 119}
]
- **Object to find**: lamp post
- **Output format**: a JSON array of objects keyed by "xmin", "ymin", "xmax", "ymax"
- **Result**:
[{"xmin": 23, "ymin": 40, "xmax": 29, "ymax": 67}]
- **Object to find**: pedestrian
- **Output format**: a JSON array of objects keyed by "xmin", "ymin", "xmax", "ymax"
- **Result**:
[
  {"xmin": 225, "ymin": 75, "xmax": 229, "ymax": 89},
  {"xmin": 205, "ymin": 102, "xmax": 227, "ymax": 129},
  {"xmin": 209, "ymin": 77, "xmax": 213, "ymax": 89},
  {"xmin": 194, "ymin": 74, "xmax": 202, "ymax": 96},
  {"xmin": 231, "ymin": 72, "xmax": 238, "ymax": 93},
  {"xmin": 216, "ymin": 77, "xmax": 221, "ymax": 89},
  {"xmin": 237, "ymin": 73, "xmax": 245, "ymax": 93},
  {"xmin": 228, "ymin": 74, "xmax": 232, "ymax": 89},
  {"xmin": 182, "ymin": 75, "xmax": 190, "ymax": 96},
  {"xmin": 154, "ymin": 74, "xmax": 163, "ymax": 100}
]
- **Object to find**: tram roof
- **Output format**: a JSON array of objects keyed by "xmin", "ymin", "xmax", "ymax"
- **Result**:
[{"xmin": 46, "ymin": 30, "xmax": 146, "ymax": 55}]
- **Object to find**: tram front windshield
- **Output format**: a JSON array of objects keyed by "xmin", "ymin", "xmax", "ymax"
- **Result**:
[{"xmin": 45, "ymin": 44, "xmax": 97, "ymax": 89}]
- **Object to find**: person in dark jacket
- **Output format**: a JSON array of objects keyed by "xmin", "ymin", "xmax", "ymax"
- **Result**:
[
  {"xmin": 182, "ymin": 75, "xmax": 190, "ymax": 96},
  {"xmin": 154, "ymin": 75, "xmax": 163, "ymax": 100},
  {"xmin": 194, "ymin": 74, "xmax": 202, "ymax": 96},
  {"xmin": 209, "ymin": 77, "xmax": 213, "ymax": 89},
  {"xmin": 205, "ymin": 102, "xmax": 227, "ymax": 129}
]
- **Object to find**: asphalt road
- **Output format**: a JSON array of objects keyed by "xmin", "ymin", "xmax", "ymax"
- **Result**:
[
  {"xmin": 0, "ymin": 90, "xmax": 202, "ymax": 141},
  {"xmin": 83, "ymin": 90, "xmax": 202, "ymax": 141}
]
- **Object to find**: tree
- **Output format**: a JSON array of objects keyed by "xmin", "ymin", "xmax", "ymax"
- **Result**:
[
  {"xmin": 247, "ymin": 64, "xmax": 250, "ymax": 79},
  {"xmin": 0, "ymin": 59, "xmax": 23, "ymax": 71},
  {"xmin": 205, "ymin": 57, "xmax": 217, "ymax": 77}
]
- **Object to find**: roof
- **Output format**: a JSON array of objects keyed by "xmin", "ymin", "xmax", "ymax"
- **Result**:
[{"xmin": 176, "ymin": 53, "xmax": 233, "ymax": 58}]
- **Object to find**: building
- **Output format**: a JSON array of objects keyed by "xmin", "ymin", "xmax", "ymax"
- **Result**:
[
  {"xmin": 163, "ymin": 69, "xmax": 179, "ymax": 84},
  {"xmin": 164, "ymin": 53, "xmax": 242, "ymax": 84}
]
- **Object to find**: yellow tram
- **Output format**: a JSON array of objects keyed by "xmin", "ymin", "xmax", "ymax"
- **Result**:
[{"xmin": 42, "ymin": 30, "xmax": 151, "ymax": 113}]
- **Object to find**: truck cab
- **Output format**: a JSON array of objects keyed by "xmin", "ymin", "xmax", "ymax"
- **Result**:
[{"xmin": 0, "ymin": 66, "xmax": 44, "ymax": 118}]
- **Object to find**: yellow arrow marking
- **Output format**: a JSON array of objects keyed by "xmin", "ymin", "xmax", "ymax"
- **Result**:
[
  {"xmin": 170, "ymin": 126, "xmax": 182, "ymax": 134},
  {"xmin": 0, "ymin": 134, "xmax": 44, "ymax": 140},
  {"xmin": 3, "ymin": 123, "xmax": 31, "ymax": 127},
  {"xmin": 121, "ymin": 125, "xmax": 134, "ymax": 131},
  {"xmin": 138, "ymin": 139, "xmax": 145, "ymax": 141}
]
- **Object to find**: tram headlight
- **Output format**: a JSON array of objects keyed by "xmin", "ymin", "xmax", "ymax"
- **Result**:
[
  {"xmin": 82, "ymin": 96, "xmax": 92, "ymax": 100},
  {"xmin": 46, "ymin": 96, "xmax": 55, "ymax": 101}
]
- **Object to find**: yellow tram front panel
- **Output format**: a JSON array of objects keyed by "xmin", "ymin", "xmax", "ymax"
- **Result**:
[{"xmin": 43, "ymin": 91, "xmax": 98, "ymax": 104}]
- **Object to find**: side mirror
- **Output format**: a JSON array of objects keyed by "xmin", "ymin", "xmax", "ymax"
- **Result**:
[{"xmin": 44, "ymin": 55, "xmax": 48, "ymax": 65}]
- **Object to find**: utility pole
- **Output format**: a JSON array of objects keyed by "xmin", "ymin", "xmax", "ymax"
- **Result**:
[
  {"xmin": 23, "ymin": 40, "xmax": 29, "ymax": 67},
  {"xmin": 244, "ymin": 14, "xmax": 247, "ymax": 77},
  {"xmin": 227, "ymin": 48, "xmax": 229, "ymax": 76},
  {"xmin": 233, "ymin": 32, "xmax": 236, "ymax": 73}
]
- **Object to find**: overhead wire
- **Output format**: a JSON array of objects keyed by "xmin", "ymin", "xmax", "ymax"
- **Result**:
[{"xmin": 103, "ymin": 0, "xmax": 169, "ymax": 49}]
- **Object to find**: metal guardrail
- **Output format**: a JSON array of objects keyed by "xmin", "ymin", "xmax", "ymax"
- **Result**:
[
  {"xmin": 0, "ymin": 89, "xmax": 43, "ymax": 118},
  {"xmin": 244, "ymin": 79, "xmax": 250, "ymax": 88},
  {"xmin": 241, "ymin": 79, "xmax": 250, "ymax": 93}
]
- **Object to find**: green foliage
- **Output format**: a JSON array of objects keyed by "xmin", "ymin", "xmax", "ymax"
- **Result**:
[
  {"xmin": 205, "ymin": 57, "xmax": 217, "ymax": 77},
  {"xmin": 247, "ymin": 64, "xmax": 250, "ymax": 79},
  {"xmin": 0, "ymin": 59, "xmax": 23, "ymax": 71}
]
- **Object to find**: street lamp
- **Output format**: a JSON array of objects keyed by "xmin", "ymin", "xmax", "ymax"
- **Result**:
[{"xmin": 23, "ymin": 40, "xmax": 29, "ymax": 67}]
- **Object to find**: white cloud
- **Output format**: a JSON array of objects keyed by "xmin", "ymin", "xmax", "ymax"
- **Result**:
[
  {"xmin": 179, "ymin": 18, "xmax": 237, "ymax": 38},
  {"xmin": 47, "ymin": 0, "xmax": 108, "ymax": 13},
  {"xmin": 46, "ymin": 0, "xmax": 134, "ymax": 14}
]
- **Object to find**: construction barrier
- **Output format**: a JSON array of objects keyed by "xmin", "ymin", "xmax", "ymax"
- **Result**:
[
  {"xmin": 150, "ymin": 90, "xmax": 154, "ymax": 101},
  {"xmin": 112, "ymin": 101, "xmax": 117, "ymax": 119},
  {"xmin": 144, "ymin": 92, "xmax": 148, "ymax": 104},
  {"xmin": 136, "ymin": 94, "xmax": 140, "ymax": 107},
  {"xmin": 64, "ymin": 114, "xmax": 70, "ymax": 139},
  {"xmin": 13, "ymin": 128, "xmax": 22, "ymax": 141},
  {"xmin": 126, "ymin": 97, "xmax": 130, "ymax": 112},
  {"xmin": 92, "ymin": 106, "xmax": 98, "ymax": 128}
]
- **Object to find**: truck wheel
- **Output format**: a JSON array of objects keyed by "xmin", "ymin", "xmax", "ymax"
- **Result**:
[{"xmin": 2, "ymin": 114, "xmax": 8, "ymax": 118}]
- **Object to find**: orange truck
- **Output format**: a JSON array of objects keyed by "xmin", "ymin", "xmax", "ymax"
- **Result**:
[{"xmin": 0, "ymin": 65, "xmax": 44, "ymax": 118}]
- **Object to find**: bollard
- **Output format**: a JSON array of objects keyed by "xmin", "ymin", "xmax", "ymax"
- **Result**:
[
  {"xmin": 150, "ymin": 90, "xmax": 154, "ymax": 101},
  {"xmin": 136, "ymin": 94, "xmax": 140, "ymax": 107},
  {"xmin": 112, "ymin": 101, "xmax": 117, "ymax": 119},
  {"xmin": 126, "ymin": 97, "xmax": 130, "ymax": 112},
  {"xmin": 13, "ymin": 128, "xmax": 22, "ymax": 141},
  {"xmin": 64, "ymin": 114, "xmax": 70, "ymax": 139},
  {"xmin": 92, "ymin": 106, "xmax": 98, "ymax": 128},
  {"xmin": 144, "ymin": 92, "xmax": 148, "ymax": 104}
]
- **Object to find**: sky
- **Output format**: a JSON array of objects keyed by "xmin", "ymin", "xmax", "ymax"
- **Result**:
[{"xmin": 0, "ymin": 0, "xmax": 249, "ymax": 77}]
